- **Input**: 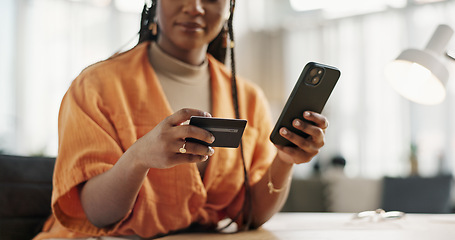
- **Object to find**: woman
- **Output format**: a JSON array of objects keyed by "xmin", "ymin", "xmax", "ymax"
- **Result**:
[{"xmin": 34, "ymin": 0, "xmax": 328, "ymax": 239}]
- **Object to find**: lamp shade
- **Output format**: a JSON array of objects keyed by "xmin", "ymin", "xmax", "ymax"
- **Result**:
[{"xmin": 386, "ymin": 24, "xmax": 453, "ymax": 105}]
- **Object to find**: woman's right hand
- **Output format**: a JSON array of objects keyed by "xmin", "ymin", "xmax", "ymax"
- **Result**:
[{"xmin": 129, "ymin": 108, "xmax": 216, "ymax": 170}]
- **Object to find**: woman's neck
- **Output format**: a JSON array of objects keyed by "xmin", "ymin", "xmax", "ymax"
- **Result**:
[{"xmin": 156, "ymin": 38, "xmax": 207, "ymax": 66}]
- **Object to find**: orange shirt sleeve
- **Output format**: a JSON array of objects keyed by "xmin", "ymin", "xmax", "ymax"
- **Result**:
[{"xmin": 52, "ymin": 68, "xmax": 128, "ymax": 236}]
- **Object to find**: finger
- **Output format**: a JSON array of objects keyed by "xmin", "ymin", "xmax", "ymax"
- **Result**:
[
  {"xmin": 303, "ymin": 111, "xmax": 329, "ymax": 130},
  {"xmin": 291, "ymin": 119, "xmax": 325, "ymax": 148},
  {"xmin": 279, "ymin": 127, "xmax": 321, "ymax": 154},
  {"xmin": 168, "ymin": 140, "xmax": 211, "ymax": 165},
  {"xmin": 178, "ymin": 141, "xmax": 215, "ymax": 157},
  {"xmin": 166, "ymin": 108, "xmax": 212, "ymax": 126},
  {"xmin": 175, "ymin": 125, "xmax": 215, "ymax": 145},
  {"xmin": 174, "ymin": 153, "xmax": 210, "ymax": 163},
  {"xmin": 275, "ymin": 145, "xmax": 317, "ymax": 164}
]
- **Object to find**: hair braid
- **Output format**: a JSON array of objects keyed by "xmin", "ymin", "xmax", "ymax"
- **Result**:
[
  {"xmin": 226, "ymin": 0, "xmax": 253, "ymax": 231},
  {"xmin": 139, "ymin": 1, "xmax": 158, "ymax": 43}
]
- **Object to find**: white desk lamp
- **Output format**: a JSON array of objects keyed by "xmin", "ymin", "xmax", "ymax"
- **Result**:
[{"xmin": 386, "ymin": 24, "xmax": 454, "ymax": 105}]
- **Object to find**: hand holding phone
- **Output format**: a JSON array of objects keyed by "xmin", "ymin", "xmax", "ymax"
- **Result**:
[{"xmin": 270, "ymin": 62, "xmax": 340, "ymax": 146}]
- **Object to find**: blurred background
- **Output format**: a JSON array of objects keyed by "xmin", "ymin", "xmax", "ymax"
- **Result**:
[{"xmin": 1, "ymin": 0, "xmax": 455, "ymax": 212}]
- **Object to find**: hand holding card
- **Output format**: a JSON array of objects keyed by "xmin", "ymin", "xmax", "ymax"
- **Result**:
[{"xmin": 186, "ymin": 116, "xmax": 247, "ymax": 148}]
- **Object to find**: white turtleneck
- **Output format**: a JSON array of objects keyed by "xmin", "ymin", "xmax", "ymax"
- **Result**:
[{"xmin": 148, "ymin": 43, "xmax": 211, "ymax": 113}]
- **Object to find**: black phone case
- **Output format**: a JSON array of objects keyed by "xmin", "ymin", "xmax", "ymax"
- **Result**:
[{"xmin": 270, "ymin": 62, "xmax": 340, "ymax": 146}]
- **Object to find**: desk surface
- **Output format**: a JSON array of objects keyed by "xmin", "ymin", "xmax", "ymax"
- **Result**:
[{"xmin": 156, "ymin": 212, "xmax": 455, "ymax": 240}]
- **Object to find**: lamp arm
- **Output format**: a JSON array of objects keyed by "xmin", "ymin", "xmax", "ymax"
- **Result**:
[{"xmin": 446, "ymin": 51, "xmax": 455, "ymax": 61}]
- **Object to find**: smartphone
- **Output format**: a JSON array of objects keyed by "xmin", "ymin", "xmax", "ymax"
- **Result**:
[
  {"xmin": 270, "ymin": 62, "xmax": 341, "ymax": 146},
  {"xmin": 186, "ymin": 116, "xmax": 247, "ymax": 148}
]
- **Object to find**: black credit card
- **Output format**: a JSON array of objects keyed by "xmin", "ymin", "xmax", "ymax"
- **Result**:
[{"xmin": 186, "ymin": 116, "xmax": 247, "ymax": 148}]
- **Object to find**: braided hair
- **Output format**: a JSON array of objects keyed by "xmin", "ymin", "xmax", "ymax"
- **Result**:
[{"xmin": 138, "ymin": 0, "xmax": 253, "ymax": 231}]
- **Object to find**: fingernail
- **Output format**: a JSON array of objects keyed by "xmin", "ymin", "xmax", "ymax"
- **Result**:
[
  {"xmin": 304, "ymin": 112, "xmax": 311, "ymax": 118},
  {"xmin": 202, "ymin": 155, "xmax": 209, "ymax": 161},
  {"xmin": 280, "ymin": 128, "xmax": 288, "ymax": 135},
  {"xmin": 204, "ymin": 112, "xmax": 212, "ymax": 117},
  {"xmin": 208, "ymin": 146, "xmax": 215, "ymax": 156},
  {"xmin": 294, "ymin": 119, "xmax": 301, "ymax": 127},
  {"xmin": 210, "ymin": 135, "xmax": 216, "ymax": 143}
]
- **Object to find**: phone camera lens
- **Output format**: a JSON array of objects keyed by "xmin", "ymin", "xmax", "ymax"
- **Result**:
[
  {"xmin": 305, "ymin": 67, "xmax": 324, "ymax": 86},
  {"xmin": 311, "ymin": 76, "xmax": 320, "ymax": 84},
  {"xmin": 310, "ymin": 68, "xmax": 318, "ymax": 76}
]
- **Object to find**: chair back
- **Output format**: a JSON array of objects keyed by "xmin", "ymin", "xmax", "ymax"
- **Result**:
[
  {"xmin": 381, "ymin": 175, "xmax": 453, "ymax": 213},
  {"xmin": 0, "ymin": 154, "xmax": 55, "ymax": 240}
]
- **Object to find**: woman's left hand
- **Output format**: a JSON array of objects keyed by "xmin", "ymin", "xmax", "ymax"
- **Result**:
[{"xmin": 275, "ymin": 111, "xmax": 328, "ymax": 165}]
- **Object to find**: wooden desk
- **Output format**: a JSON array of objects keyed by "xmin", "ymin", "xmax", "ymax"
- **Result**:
[{"xmin": 156, "ymin": 212, "xmax": 455, "ymax": 240}]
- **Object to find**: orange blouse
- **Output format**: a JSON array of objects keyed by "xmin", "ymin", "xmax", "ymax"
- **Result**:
[{"xmin": 34, "ymin": 42, "xmax": 275, "ymax": 239}]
